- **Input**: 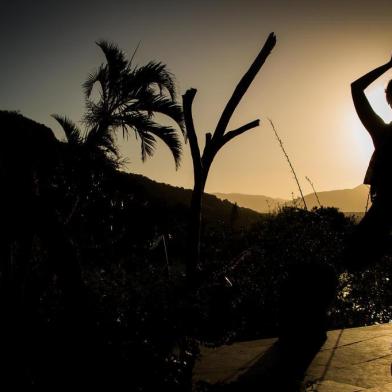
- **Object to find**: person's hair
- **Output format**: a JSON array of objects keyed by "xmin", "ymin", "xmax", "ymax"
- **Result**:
[{"xmin": 386, "ymin": 79, "xmax": 392, "ymax": 107}]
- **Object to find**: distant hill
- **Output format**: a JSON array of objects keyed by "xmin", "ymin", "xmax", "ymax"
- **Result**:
[
  {"xmin": 0, "ymin": 110, "xmax": 263, "ymax": 230},
  {"xmin": 113, "ymin": 172, "xmax": 265, "ymax": 227},
  {"xmin": 0, "ymin": 110, "xmax": 367, "ymax": 226},
  {"xmin": 299, "ymin": 185, "xmax": 370, "ymax": 213},
  {"xmin": 214, "ymin": 184, "xmax": 370, "ymax": 214},
  {"xmin": 213, "ymin": 193, "xmax": 286, "ymax": 213}
]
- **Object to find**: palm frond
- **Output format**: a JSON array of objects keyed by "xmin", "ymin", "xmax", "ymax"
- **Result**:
[
  {"xmin": 96, "ymin": 40, "xmax": 128, "ymax": 75},
  {"xmin": 139, "ymin": 131, "xmax": 157, "ymax": 162},
  {"xmin": 126, "ymin": 91, "xmax": 185, "ymax": 134},
  {"xmin": 84, "ymin": 125, "xmax": 119, "ymax": 158},
  {"xmin": 130, "ymin": 61, "xmax": 177, "ymax": 100},
  {"xmin": 95, "ymin": 40, "xmax": 131, "ymax": 109},
  {"xmin": 52, "ymin": 114, "xmax": 82, "ymax": 145},
  {"xmin": 145, "ymin": 123, "xmax": 182, "ymax": 169},
  {"xmin": 117, "ymin": 113, "xmax": 182, "ymax": 169},
  {"xmin": 83, "ymin": 65, "xmax": 107, "ymax": 99},
  {"xmin": 83, "ymin": 99, "xmax": 110, "ymax": 129},
  {"xmin": 82, "ymin": 40, "xmax": 183, "ymax": 168}
]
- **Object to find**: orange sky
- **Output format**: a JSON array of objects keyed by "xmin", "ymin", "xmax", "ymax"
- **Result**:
[
  {"xmin": 123, "ymin": 23, "xmax": 392, "ymax": 198},
  {"xmin": 1, "ymin": 1, "xmax": 392, "ymax": 198}
]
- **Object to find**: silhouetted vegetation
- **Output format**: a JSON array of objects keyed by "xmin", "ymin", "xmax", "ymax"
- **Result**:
[{"xmin": 3, "ymin": 40, "xmax": 392, "ymax": 391}]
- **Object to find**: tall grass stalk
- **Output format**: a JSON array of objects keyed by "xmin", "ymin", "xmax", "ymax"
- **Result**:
[
  {"xmin": 269, "ymin": 119, "xmax": 308, "ymax": 210},
  {"xmin": 305, "ymin": 176, "xmax": 322, "ymax": 208}
]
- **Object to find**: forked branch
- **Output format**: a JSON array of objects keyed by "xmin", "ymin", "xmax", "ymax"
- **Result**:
[
  {"xmin": 183, "ymin": 33, "xmax": 277, "ymax": 280},
  {"xmin": 214, "ymin": 32, "xmax": 276, "ymax": 139}
]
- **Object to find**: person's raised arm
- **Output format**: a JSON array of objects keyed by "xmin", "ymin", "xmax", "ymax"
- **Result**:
[{"xmin": 351, "ymin": 57, "xmax": 392, "ymax": 141}]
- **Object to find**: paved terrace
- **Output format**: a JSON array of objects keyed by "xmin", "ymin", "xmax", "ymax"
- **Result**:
[{"xmin": 193, "ymin": 324, "xmax": 392, "ymax": 391}]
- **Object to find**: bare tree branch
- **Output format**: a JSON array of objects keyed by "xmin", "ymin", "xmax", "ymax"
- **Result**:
[
  {"xmin": 183, "ymin": 88, "xmax": 202, "ymax": 179},
  {"xmin": 184, "ymin": 33, "xmax": 277, "ymax": 282},
  {"xmin": 220, "ymin": 119, "xmax": 260, "ymax": 147},
  {"xmin": 214, "ymin": 32, "xmax": 276, "ymax": 139}
]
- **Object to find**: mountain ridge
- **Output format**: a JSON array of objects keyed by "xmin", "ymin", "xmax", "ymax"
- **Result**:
[{"xmin": 214, "ymin": 184, "xmax": 370, "ymax": 213}]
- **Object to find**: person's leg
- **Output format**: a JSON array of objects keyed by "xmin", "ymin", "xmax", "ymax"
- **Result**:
[{"xmin": 345, "ymin": 199, "xmax": 392, "ymax": 270}]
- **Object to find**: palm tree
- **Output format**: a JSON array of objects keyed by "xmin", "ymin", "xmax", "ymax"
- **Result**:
[
  {"xmin": 81, "ymin": 40, "xmax": 185, "ymax": 169},
  {"xmin": 52, "ymin": 114, "xmax": 120, "ymax": 172},
  {"xmin": 51, "ymin": 41, "xmax": 186, "ymax": 255}
]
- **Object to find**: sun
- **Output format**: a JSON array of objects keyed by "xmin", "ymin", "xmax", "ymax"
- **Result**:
[
  {"xmin": 345, "ymin": 108, "xmax": 373, "ymax": 161},
  {"xmin": 346, "ymin": 114, "xmax": 374, "ymax": 159}
]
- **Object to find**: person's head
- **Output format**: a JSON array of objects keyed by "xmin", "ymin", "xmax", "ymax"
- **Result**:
[{"xmin": 386, "ymin": 79, "xmax": 392, "ymax": 107}]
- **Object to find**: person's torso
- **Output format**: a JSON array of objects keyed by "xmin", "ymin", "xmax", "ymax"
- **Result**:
[{"xmin": 364, "ymin": 123, "xmax": 392, "ymax": 192}]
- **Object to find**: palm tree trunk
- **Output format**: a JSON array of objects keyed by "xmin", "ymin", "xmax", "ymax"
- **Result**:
[{"xmin": 188, "ymin": 178, "xmax": 205, "ymax": 282}]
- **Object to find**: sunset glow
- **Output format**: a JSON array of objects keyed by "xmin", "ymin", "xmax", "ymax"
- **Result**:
[
  {"xmin": 1, "ymin": 0, "xmax": 392, "ymax": 198},
  {"xmin": 2, "ymin": 2, "xmax": 392, "ymax": 388}
]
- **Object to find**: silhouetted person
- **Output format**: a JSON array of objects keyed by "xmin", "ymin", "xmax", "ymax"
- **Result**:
[{"xmin": 348, "ymin": 55, "xmax": 392, "ymax": 268}]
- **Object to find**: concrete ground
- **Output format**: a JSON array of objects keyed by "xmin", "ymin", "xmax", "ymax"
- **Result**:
[{"xmin": 193, "ymin": 323, "xmax": 392, "ymax": 391}]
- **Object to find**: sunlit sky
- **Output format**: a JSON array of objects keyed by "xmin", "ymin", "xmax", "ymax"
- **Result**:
[{"xmin": 1, "ymin": 0, "xmax": 392, "ymax": 198}]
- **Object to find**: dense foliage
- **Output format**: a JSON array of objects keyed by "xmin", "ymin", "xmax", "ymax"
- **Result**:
[{"xmin": 2, "ymin": 110, "xmax": 392, "ymax": 390}]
